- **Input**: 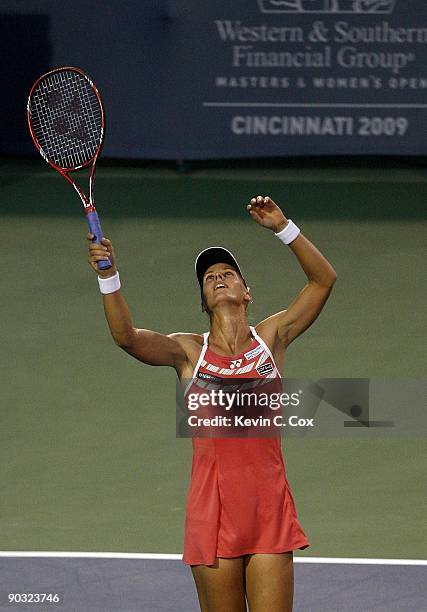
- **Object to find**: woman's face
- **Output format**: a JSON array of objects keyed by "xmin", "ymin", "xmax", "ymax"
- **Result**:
[{"xmin": 202, "ymin": 262, "xmax": 250, "ymax": 312}]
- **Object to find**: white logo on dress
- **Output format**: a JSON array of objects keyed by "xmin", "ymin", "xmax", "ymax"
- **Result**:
[
  {"xmin": 257, "ymin": 0, "xmax": 397, "ymax": 14},
  {"xmin": 230, "ymin": 359, "xmax": 243, "ymax": 369},
  {"xmin": 244, "ymin": 344, "xmax": 264, "ymax": 361}
]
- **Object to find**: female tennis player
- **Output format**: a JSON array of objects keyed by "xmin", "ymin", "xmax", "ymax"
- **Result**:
[{"xmin": 87, "ymin": 195, "xmax": 337, "ymax": 612}]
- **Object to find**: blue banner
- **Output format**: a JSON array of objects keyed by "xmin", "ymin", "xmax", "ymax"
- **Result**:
[{"xmin": 2, "ymin": 0, "xmax": 427, "ymax": 158}]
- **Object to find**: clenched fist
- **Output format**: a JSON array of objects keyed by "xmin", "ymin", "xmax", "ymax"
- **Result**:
[{"xmin": 87, "ymin": 234, "xmax": 118, "ymax": 278}]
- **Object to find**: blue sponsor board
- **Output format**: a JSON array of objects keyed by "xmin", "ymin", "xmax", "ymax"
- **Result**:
[
  {"xmin": 199, "ymin": 0, "xmax": 426, "ymax": 157},
  {"xmin": 2, "ymin": 0, "xmax": 426, "ymax": 158}
]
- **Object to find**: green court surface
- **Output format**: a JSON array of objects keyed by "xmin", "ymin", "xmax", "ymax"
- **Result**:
[{"xmin": 0, "ymin": 159, "xmax": 425, "ymax": 559}]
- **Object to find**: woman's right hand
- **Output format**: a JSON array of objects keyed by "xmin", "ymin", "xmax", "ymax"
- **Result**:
[{"xmin": 87, "ymin": 233, "xmax": 118, "ymax": 278}]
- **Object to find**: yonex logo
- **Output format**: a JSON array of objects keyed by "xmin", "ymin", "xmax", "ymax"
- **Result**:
[
  {"xmin": 257, "ymin": 0, "xmax": 397, "ymax": 14},
  {"xmin": 230, "ymin": 359, "xmax": 243, "ymax": 369}
]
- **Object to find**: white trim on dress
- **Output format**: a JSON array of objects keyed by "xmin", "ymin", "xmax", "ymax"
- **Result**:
[
  {"xmin": 249, "ymin": 325, "xmax": 282, "ymax": 379},
  {"xmin": 182, "ymin": 332, "xmax": 209, "ymax": 397}
]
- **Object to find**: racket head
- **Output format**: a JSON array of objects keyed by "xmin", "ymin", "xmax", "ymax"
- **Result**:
[{"xmin": 27, "ymin": 66, "xmax": 104, "ymax": 173}]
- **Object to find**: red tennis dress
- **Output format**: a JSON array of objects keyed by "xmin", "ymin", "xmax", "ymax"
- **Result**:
[{"xmin": 182, "ymin": 326, "xmax": 309, "ymax": 566}]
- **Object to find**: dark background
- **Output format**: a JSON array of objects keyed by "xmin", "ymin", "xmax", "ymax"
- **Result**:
[{"xmin": 2, "ymin": 0, "xmax": 426, "ymax": 159}]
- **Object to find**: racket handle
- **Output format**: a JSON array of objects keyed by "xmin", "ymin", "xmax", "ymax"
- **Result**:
[{"xmin": 86, "ymin": 210, "xmax": 112, "ymax": 271}]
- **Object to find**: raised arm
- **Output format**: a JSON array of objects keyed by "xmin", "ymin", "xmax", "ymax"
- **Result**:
[
  {"xmin": 247, "ymin": 195, "xmax": 337, "ymax": 349},
  {"xmin": 87, "ymin": 234, "xmax": 195, "ymax": 370}
]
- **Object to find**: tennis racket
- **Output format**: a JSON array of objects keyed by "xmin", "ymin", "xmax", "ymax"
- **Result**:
[{"xmin": 27, "ymin": 66, "xmax": 111, "ymax": 270}]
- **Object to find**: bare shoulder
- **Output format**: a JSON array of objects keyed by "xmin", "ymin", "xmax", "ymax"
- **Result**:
[
  {"xmin": 168, "ymin": 332, "xmax": 204, "ymax": 360},
  {"xmin": 168, "ymin": 332, "xmax": 203, "ymax": 346},
  {"xmin": 255, "ymin": 311, "xmax": 287, "ymax": 344},
  {"xmin": 167, "ymin": 332, "xmax": 204, "ymax": 379}
]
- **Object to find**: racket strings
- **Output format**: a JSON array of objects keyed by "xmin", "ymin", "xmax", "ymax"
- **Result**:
[{"xmin": 29, "ymin": 70, "xmax": 103, "ymax": 169}]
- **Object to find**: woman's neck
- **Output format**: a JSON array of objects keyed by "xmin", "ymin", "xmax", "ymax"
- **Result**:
[{"xmin": 208, "ymin": 305, "xmax": 252, "ymax": 355}]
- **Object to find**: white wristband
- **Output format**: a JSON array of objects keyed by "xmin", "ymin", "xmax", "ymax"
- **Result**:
[
  {"xmin": 275, "ymin": 219, "xmax": 300, "ymax": 245},
  {"xmin": 98, "ymin": 271, "xmax": 121, "ymax": 294}
]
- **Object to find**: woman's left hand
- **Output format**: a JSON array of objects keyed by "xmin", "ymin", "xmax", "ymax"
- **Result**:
[{"xmin": 247, "ymin": 195, "xmax": 288, "ymax": 233}]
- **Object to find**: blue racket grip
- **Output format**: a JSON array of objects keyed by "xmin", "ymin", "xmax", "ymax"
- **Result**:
[{"xmin": 86, "ymin": 210, "xmax": 112, "ymax": 271}]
